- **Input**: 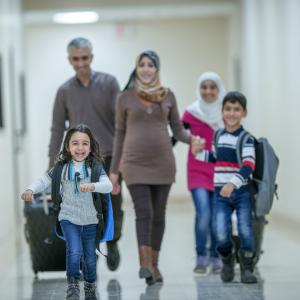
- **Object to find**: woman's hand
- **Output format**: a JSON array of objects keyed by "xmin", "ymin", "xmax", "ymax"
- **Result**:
[
  {"xmin": 21, "ymin": 190, "xmax": 33, "ymax": 201},
  {"xmin": 80, "ymin": 183, "xmax": 95, "ymax": 192},
  {"xmin": 191, "ymin": 135, "xmax": 206, "ymax": 155},
  {"xmin": 220, "ymin": 183, "xmax": 236, "ymax": 198},
  {"xmin": 109, "ymin": 173, "xmax": 121, "ymax": 195}
]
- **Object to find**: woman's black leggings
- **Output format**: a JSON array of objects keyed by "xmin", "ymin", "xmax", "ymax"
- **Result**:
[{"xmin": 128, "ymin": 184, "xmax": 172, "ymax": 251}]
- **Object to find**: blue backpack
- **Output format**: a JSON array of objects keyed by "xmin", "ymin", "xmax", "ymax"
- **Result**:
[{"xmin": 214, "ymin": 129, "xmax": 279, "ymax": 216}]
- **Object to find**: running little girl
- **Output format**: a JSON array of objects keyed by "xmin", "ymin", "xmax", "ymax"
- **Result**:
[{"xmin": 21, "ymin": 124, "xmax": 113, "ymax": 300}]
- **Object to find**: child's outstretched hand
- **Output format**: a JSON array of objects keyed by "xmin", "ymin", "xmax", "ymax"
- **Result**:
[
  {"xmin": 21, "ymin": 190, "xmax": 33, "ymax": 201},
  {"xmin": 80, "ymin": 183, "xmax": 95, "ymax": 192},
  {"xmin": 220, "ymin": 183, "xmax": 236, "ymax": 198},
  {"xmin": 191, "ymin": 136, "xmax": 206, "ymax": 155}
]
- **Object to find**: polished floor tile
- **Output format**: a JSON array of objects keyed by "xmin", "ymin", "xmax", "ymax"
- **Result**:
[{"xmin": 0, "ymin": 199, "xmax": 299, "ymax": 300}]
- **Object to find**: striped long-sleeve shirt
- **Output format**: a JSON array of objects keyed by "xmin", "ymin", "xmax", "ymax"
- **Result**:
[{"xmin": 196, "ymin": 126, "xmax": 255, "ymax": 191}]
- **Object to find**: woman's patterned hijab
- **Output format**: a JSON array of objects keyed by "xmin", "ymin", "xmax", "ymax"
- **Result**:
[{"xmin": 124, "ymin": 50, "xmax": 168, "ymax": 103}]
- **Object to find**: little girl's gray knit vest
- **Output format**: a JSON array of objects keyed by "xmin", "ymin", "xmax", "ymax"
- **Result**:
[{"xmin": 58, "ymin": 167, "xmax": 98, "ymax": 225}]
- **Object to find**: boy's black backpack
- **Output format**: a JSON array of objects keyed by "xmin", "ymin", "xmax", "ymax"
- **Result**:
[
  {"xmin": 50, "ymin": 159, "xmax": 109, "ymax": 244},
  {"xmin": 214, "ymin": 129, "xmax": 279, "ymax": 216}
]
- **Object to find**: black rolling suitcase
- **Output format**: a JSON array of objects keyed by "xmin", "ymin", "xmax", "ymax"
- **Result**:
[{"xmin": 24, "ymin": 193, "xmax": 66, "ymax": 275}]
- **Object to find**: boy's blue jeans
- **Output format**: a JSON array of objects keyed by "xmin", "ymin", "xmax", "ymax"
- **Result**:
[
  {"xmin": 60, "ymin": 220, "xmax": 98, "ymax": 283},
  {"xmin": 213, "ymin": 189, "xmax": 254, "ymax": 256},
  {"xmin": 191, "ymin": 188, "xmax": 218, "ymax": 257}
]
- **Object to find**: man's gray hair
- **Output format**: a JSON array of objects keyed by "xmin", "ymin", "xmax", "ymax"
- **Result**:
[{"xmin": 67, "ymin": 37, "xmax": 93, "ymax": 54}]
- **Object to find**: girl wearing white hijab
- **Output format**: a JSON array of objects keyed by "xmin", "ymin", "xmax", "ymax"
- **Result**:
[{"xmin": 182, "ymin": 72, "xmax": 225, "ymax": 274}]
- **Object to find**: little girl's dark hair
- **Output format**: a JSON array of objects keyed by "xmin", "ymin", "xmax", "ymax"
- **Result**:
[{"xmin": 57, "ymin": 124, "xmax": 104, "ymax": 166}]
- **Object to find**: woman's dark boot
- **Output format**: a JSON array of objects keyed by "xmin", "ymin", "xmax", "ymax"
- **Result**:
[
  {"xmin": 138, "ymin": 246, "xmax": 155, "ymax": 286},
  {"xmin": 84, "ymin": 281, "xmax": 98, "ymax": 300},
  {"xmin": 152, "ymin": 250, "xmax": 163, "ymax": 283},
  {"xmin": 66, "ymin": 277, "xmax": 80, "ymax": 300},
  {"xmin": 238, "ymin": 250, "xmax": 258, "ymax": 284}
]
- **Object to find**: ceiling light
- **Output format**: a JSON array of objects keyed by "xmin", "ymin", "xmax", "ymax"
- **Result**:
[{"xmin": 53, "ymin": 11, "xmax": 99, "ymax": 24}]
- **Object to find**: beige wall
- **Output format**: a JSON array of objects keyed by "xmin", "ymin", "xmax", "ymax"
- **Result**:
[
  {"xmin": 241, "ymin": 0, "xmax": 300, "ymax": 223},
  {"xmin": 24, "ymin": 16, "xmax": 234, "ymax": 199}
]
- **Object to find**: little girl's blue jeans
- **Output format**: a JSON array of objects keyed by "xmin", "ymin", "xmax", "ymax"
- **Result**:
[{"xmin": 60, "ymin": 220, "xmax": 98, "ymax": 283}]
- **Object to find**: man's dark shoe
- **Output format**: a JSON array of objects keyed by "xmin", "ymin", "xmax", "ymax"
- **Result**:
[{"xmin": 107, "ymin": 242, "xmax": 120, "ymax": 271}]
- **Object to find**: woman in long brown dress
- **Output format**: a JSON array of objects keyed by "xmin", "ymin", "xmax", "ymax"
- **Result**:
[{"xmin": 110, "ymin": 50, "xmax": 194, "ymax": 285}]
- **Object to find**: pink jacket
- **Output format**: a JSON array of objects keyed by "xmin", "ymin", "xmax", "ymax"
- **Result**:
[{"xmin": 182, "ymin": 111, "xmax": 215, "ymax": 191}]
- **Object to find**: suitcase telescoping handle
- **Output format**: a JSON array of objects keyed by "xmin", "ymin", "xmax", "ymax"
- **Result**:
[
  {"xmin": 41, "ymin": 192, "xmax": 49, "ymax": 215},
  {"xmin": 32, "ymin": 192, "xmax": 50, "ymax": 215}
]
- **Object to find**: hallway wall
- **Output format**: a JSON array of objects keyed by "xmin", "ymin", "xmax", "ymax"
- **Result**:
[
  {"xmin": 0, "ymin": 0, "xmax": 24, "ymax": 266},
  {"xmin": 241, "ymin": 0, "xmax": 300, "ymax": 223}
]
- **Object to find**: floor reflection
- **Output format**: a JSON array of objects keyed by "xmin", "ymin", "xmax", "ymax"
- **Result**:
[
  {"xmin": 139, "ymin": 283, "xmax": 163, "ymax": 300},
  {"xmin": 194, "ymin": 269, "xmax": 265, "ymax": 300},
  {"xmin": 31, "ymin": 278, "xmax": 66, "ymax": 300},
  {"xmin": 107, "ymin": 279, "xmax": 122, "ymax": 300}
]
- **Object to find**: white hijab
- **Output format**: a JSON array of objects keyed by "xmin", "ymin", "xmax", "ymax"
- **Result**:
[{"xmin": 186, "ymin": 72, "xmax": 225, "ymax": 130}]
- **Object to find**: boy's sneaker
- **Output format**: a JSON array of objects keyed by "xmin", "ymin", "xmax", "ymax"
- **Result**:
[
  {"xmin": 193, "ymin": 256, "xmax": 208, "ymax": 274},
  {"xmin": 210, "ymin": 256, "xmax": 223, "ymax": 274},
  {"xmin": 220, "ymin": 252, "xmax": 235, "ymax": 282},
  {"xmin": 238, "ymin": 250, "xmax": 258, "ymax": 284}
]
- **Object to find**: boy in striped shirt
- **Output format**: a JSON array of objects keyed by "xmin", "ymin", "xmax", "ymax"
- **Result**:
[{"xmin": 193, "ymin": 91, "xmax": 257, "ymax": 284}]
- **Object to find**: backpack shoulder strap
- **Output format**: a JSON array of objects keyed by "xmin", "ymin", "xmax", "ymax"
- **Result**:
[
  {"xmin": 91, "ymin": 159, "xmax": 104, "ymax": 215},
  {"xmin": 214, "ymin": 128, "xmax": 224, "ymax": 154},
  {"xmin": 91, "ymin": 159, "xmax": 103, "ymax": 183},
  {"xmin": 51, "ymin": 161, "xmax": 64, "ymax": 214},
  {"xmin": 236, "ymin": 130, "xmax": 252, "ymax": 167}
]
